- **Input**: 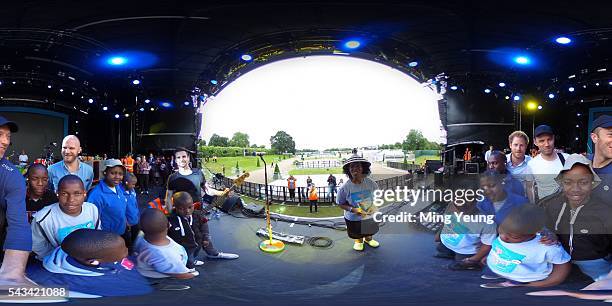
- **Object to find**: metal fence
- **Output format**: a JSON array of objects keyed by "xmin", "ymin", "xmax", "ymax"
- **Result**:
[
  {"xmin": 295, "ymin": 160, "xmax": 341, "ymax": 169},
  {"xmin": 213, "ymin": 173, "xmax": 413, "ymax": 204},
  {"xmin": 386, "ymin": 161, "xmax": 420, "ymax": 172}
]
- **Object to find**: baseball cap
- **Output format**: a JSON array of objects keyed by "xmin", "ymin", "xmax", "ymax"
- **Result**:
[
  {"xmin": 104, "ymin": 159, "xmax": 125, "ymax": 170},
  {"xmin": 534, "ymin": 125, "xmax": 554, "ymax": 138},
  {"xmin": 555, "ymin": 154, "xmax": 601, "ymax": 189},
  {"xmin": 0, "ymin": 116, "xmax": 18, "ymax": 132},
  {"xmin": 591, "ymin": 115, "xmax": 612, "ymax": 132}
]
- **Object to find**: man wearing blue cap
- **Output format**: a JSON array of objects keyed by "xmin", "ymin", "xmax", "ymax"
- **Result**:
[
  {"xmin": 0, "ymin": 115, "xmax": 34, "ymax": 288},
  {"xmin": 589, "ymin": 114, "xmax": 611, "ymax": 199},
  {"xmin": 525, "ymin": 125, "xmax": 569, "ymax": 204}
]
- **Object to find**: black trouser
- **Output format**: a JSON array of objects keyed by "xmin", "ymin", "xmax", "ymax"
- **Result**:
[
  {"xmin": 137, "ymin": 174, "xmax": 149, "ymax": 192},
  {"xmin": 122, "ymin": 224, "xmax": 140, "ymax": 252},
  {"xmin": 288, "ymin": 188, "xmax": 295, "ymax": 200},
  {"xmin": 436, "ymin": 242, "xmax": 473, "ymax": 261},
  {"xmin": 310, "ymin": 200, "xmax": 318, "ymax": 212}
]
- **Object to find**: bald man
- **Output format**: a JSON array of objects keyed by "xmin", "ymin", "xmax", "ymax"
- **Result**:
[{"xmin": 47, "ymin": 135, "xmax": 94, "ymax": 191}]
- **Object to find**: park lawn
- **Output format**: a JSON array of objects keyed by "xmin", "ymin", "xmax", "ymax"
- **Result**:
[
  {"xmin": 288, "ymin": 167, "xmax": 344, "ymax": 175},
  {"xmin": 242, "ymin": 196, "xmax": 344, "ymax": 217},
  {"xmin": 203, "ymin": 155, "xmax": 284, "ymax": 175},
  {"xmin": 415, "ymin": 155, "xmax": 440, "ymax": 166}
]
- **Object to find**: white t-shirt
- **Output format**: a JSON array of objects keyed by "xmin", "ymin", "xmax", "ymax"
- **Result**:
[
  {"xmin": 19, "ymin": 154, "xmax": 28, "ymax": 163},
  {"xmin": 486, "ymin": 235, "xmax": 570, "ymax": 283},
  {"xmin": 440, "ymin": 213, "xmax": 497, "ymax": 255},
  {"xmin": 336, "ymin": 177, "xmax": 379, "ymax": 221},
  {"xmin": 525, "ymin": 153, "xmax": 568, "ymax": 199},
  {"xmin": 133, "ymin": 235, "xmax": 189, "ymax": 278},
  {"xmin": 31, "ymin": 202, "xmax": 101, "ymax": 259}
]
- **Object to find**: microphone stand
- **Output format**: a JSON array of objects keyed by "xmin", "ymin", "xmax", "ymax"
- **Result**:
[{"xmin": 258, "ymin": 154, "xmax": 285, "ymax": 253}]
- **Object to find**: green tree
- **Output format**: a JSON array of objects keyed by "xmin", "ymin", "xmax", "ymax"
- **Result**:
[
  {"xmin": 270, "ymin": 131, "xmax": 296, "ymax": 154},
  {"xmin": 229, "ymin": 132, "xmax": 250, "ymax": 148},
  {"xmin": 209, "ymin": 134, "xmax": 229, "ymax": 147},
  {"xmin": 402, "ymin": 129, "xmax": 428, "ymax": 151}
]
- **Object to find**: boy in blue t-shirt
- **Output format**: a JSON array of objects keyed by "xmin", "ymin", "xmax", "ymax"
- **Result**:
[
  {"xmin": 482, "ymin": 205, "xmax": 571, "ymax": 288},
  {"xmin": 477, "ymin": 170, "xmax": 528, "ymax": 225},
  {"xmin": 122, "ymin": 172, "xmax": 140, "ymax": 250},
  {"xmin": 27, "ymin": 228, "xmax": 152, "ymax": 298}
]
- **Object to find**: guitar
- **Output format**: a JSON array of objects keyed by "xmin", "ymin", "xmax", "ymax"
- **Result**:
[{"xmin": 211, "ymin": 172, "xmax": 250, "ymax": 209}]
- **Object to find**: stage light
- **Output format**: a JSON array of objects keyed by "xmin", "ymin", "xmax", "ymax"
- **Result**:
[
  {"xmin": 548, "ymin": 93, "xmax": 555, "ymax": 99},
  {"xmin": 526, "ymin": 101, "xmax": 538, "ymax": 110},
  {"xmin": 568, "ymin": 87, "xmax": 575, "ymax": 92},
  {"xmin": 161, "ymin": 102, "xmax": 172, "ymax": 108},
  {"xmin": 609, "ymin": 81, "xmax": 612, "ymax": 86},
  {"xmin": 505, "ymin": 96, "xmax": 510, "ymax": 100},
  {"xmin": 59, "ymin": 89, "xmax": 63, "ymax": 92},
  {"xmin": 408, "ymin": 61, "xmax": 418, "ymax": 67},
  {"xmin": 576, "ymin": 124, "xmax": 579, "ymax": 128},
  {"xmin": 184, "ymin": 101, "xmax": 190, "ymax": 106},
  {"xmin": 132, "ymin": 79, "xmax": 141, "ymax": 85},
  {"xmin": 537, "ymin": 105, "xmax": 542, "ymax": 110},
  {"xmin": 514, "ymin": 56, "xmax": 530, "ymax": 65},
  {"xmin": 575, "ymin": 137, "xmax": 579, "ymax": 141},
  {"xmin": 88, "ymin": 98, "xmax": 94, "ymax": 103},
  {"xmin": 555, "ymin": 37, "xmax": 572, "ymax": 44},
  {"xmin": 344, "ymin": 40, "xmax": 361, "ymax": 49},
  {"xmin": 108, "ymin": 57, "xmax": 127, "ymax": 65},
  {"xmin": 124, "ymin": 113, "xmax": 129, "ymax": 118},
  {"xmin": 582, "ymin": 85, "xmax": 587, "ymax": 88},
  {"xmin": 144, "ymin": 99, "xmax": 150, "ymax": 103},
  {"xmin": 102, "ymin": 106, "xmax": 108, "ymax": 111},
  {"xmin": 241, "ymin": 54, "xmax": 252, "ymax": 61},
  {"xmin": 484, "ymin": 88, "xmax": 491, "ymax": 93},
  {"xmin": 595, "ymin": 82, "xmax": 600, "ymax": 86},
  {"xmin": 12, "ymin": 81, "xmax": 16, "ymax": 85},
  {"xmin": 47, "ymin": 85, "xmax": 52, "ymax": 89},
  {"xmin": 514, "ymin": 95, "xmax": 521, "ymax": 101},
  {"xmin": 75, "ymin": 121, "xmax": 79, "ymax": 124},
  {"xmin": 450, "ymin": 85, "xmax": 458, "ymax": 90},
  {"xmin": 211, "ymin": 80, "xmax": 218, "ymax": 85},
  {"xmin": 498, "ymin": 82, "xmax": 506, "ymax": 87},
  {"xmin": 150, "ymin": 107, "xmax": 155, "ymax": 111},
  {"xmin": 71, "ymin": 92, "xmax": 75, "ymax": 95},
  {"xmin": 577, "ymin": 113, "xmax": 581, "ymax": 116},
  {"xmin": 0, "ymin": 81, "xmax": 2, "ymax": 85},
  {"xmin": 114, "ymin": 114, "xmax": 120, "ymax": 119}
]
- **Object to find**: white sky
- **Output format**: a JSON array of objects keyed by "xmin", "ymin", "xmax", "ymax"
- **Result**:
[{"xmin": 200, "ymin": 56, "xmax": 443, "ymax": 150}]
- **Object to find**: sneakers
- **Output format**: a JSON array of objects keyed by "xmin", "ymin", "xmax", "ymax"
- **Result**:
[
  {"xmin": 206, "ymin": 252, "xmax": 239, "ymax": 259},
  {"xmin": 187, "ymin": 268, "xmax": 200, "ymax": 277},
  {"xmin": 193, "ymin": 260, "xmax": 204, "ymax": 266},
  {"xmin": 364, "ymin": 239, "xmax": 380, "ymax": 248},
  {"xmin": 481, "ymin": 273, "xmax": 503, "ymax": 280},
  {"xmin": 353, "ymin": 241, "xmax": 365, "ymax": 251}
]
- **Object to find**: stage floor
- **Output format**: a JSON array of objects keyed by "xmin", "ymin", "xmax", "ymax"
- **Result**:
[{"xmin": 71, "ymin": 202, "xmax": 594, "ymax": 306}]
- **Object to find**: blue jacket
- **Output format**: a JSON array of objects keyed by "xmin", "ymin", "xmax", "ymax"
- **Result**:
[
  {"xmin": 477, "ymin": 191, "xmax": 529, "ymax": 225},
  {"xmin": 87, "ymin": 182, "xmax": 139, "ymax": 235},
  {"xmin": 0, "ymin": 158, "xmax": 31, "ymax": 251},
  {"xmin": 503, "ymin": 175, "xmax": 525, "ymax": 198},
  {"xmin": 123, "ymin": 187, "xmax": 140, "ymax": 226}
]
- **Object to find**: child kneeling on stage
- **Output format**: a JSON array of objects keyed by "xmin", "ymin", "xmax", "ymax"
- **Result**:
[
  {"xmin": 27, "ymin": 228, "xmax": 152, "ymax": 298},
  {"xmin": 168, "ymin": 192, "xmax": 238, "ymax": 268},
  {"xmin": 482, "ymin": 205, "xmax": 571, "ymax": 288},
  {"xmin": 435, "ymin": 185, "xmax": 496, "ymax": 270},
  {"xmin": 133, "ymin": 208, "xmax": 198, "ymax": 279}
]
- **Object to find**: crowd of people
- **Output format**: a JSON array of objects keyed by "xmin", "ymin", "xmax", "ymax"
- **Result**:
[{"xmin": 0, "ymin": 115, "xmax": 239, "ymax": 297}]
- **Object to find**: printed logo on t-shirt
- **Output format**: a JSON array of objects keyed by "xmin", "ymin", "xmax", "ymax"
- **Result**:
[
  {"xmin": 489, "ymin": 239, "xmax": 526, "ymax": 273},
  {"xmin": 350, "ymin": 190, "xmax": 373, "ymax": 212},
  {"xmin": 57, "ymin": 221, "xmax": 95, "ymax": 242},
  {"xmin": 441, "ymin": 219, "xmax": 469, "ymax": 246},
  {"xmin": 121, "ymin": 258, "xmax": 134, "ymax": 270}
]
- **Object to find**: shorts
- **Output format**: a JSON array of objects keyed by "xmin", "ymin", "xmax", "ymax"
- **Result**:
[{"xmin": 344, "ymin": 218, "xmax": 379, "ymax": 239}]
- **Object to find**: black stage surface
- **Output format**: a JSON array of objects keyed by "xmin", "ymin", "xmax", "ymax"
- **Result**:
[{"xmin": 66, "ymin": 200, "xmax": 596, "ymax": 306}]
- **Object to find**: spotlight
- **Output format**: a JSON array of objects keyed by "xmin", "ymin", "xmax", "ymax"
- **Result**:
[
  {"xmin": 577, "ymin": 113, "xmax": 581, "ymax": 117},
  {"xmin": 526, "ymin": 101, "xmax": 538, "ymax": 110},
  {"xmin": 59, "ymin": 89, "xmax": 64, "ymax": 92},
  {"xmin": 575, "ymin": 137, "xmax": 579, "ymax": 141},
  {"xmin": 102, "ymin": 106, "xmax": 108, "ymax": 111},
  {"xmin": 75, "ymin": 121, "xmax": 79, "ymax": 124},
  {"xmin": 12, "ymin": 81, "xmax": 16, "ymax": 85},
  {"xmin": 595, "ymin": 82, "xmax": 600, "ymax": 86},
  {"xmin": 241, "ymin": 54, "xmax": 252, "ymax": 61},
  {"xmin": 144, "ymin": 99, "xmax": 150, "ymax": 103},
  {"xmin": 568, "ymin": 87, "xmax": 575, "ymax": 92},
  {"xmin": 514, "ymin": 56, "xmax": 530, "ymax": 65},
  {"xmin": 160, "ymin": 102, "xmax": 172, "ymax": 108},
  {"xmin": 548, "ymin": 93, "xmax": 555, "ymax": 99},
  {"xmin": 537, "ymin": 105, "xmax": 542, "ymax": 110},
  {"xmin": 184, "ymin": 101, "xmax": 190, "ymax": 106},
  {"xmin": 108, "ymin": 57, "xmax": 127, "ymax": 65},
  {"xmin": 484, "ymin": 88, "xmax": 491, "ymax": 93},
  {"xmin": 88, "ymin": 98, "xmax": 94, "ymax": 103},
  {"xmin": 47, "ymin": 85, "xmax": 52, "ymax": 89},
  {"xmin": 498, "ymin": 82, "xmax": 506, "ymax": 87},
  {"xmin": 514, "ymin": 95, "xmax": 521, "ymax": 101},
  {"xmin": 71, "ymin": 92, "xmax": 75, "ymax": 95},
  {"xmin": 114, "ymin": 114, "xmax": 120, "ymax": 119},
  {"xmin": 139, "ymin": 107, "xmax": 145, "ymax": 112},
  {"xmin": 609, "ymin": 81, "xmax": 612, "ymax": 86},
  {"xmin": 211, "ymin": 80, "xmax": 218, "ymax": 85},
  {"xmin": 150, "ymin": 107, "xmax": 155, "ymax": 111},
  {"xmin": 576, "ymin": 125, "xmax": 579, "ymax": 128},
  {"xmin": 132, "ymin": 79, "xmax": 141, "ymax": 85},
  {"xmin": 555, "ymin": 37, "xmax": 572, "ymax": 44},
  {"xmin": 582, "ymin": 85, "xmax": 587, "ymax": 88},
  {"xmin": 408, "ymin": 61, "xmax": 418, "ymax": 67},
  {"xmin": 124, "ymin": 114, "xmax": 129, "ymax": 118},
  {"xmin": 344, "ymin": 40, "xmax": 361, "ymax": 49},
  {"xmin": 450, "ymin": 85, "xmax": 458, "ymax": 90},
  {"xmin": 0, "ymin": 81, "xmax": 2, "ymax": 85},
  {"xmin": 505, "ymin": 96, "xmax": 510, "ymax": 100}
]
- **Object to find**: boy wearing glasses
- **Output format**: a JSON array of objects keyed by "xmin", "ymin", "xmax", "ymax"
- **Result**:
[{"xmin": 31, "ymin": 175, "xmax": 101, "ymax": 259}]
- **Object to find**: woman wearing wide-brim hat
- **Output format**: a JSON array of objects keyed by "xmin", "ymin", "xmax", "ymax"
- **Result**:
[{"xmin": 336, "ymin": 153, "xmax": 380, "ymax": 251}]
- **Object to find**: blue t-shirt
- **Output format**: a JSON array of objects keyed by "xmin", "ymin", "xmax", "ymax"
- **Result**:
[
  {"xmin": 588, "ymin": 154, "xmax": 611, "ymax": 201},
  {"xmin": 336, "ymin": 177, "xmax": 378, "ymax": 221},
  {"xmin": 487, "ymin": 235, "xmax": 570, "ymax": 283},
  {"xmin": 48, "ymin": 161, "xmax": 94, "ymax": 191},
  {"xmin": 0, "ymin": 158, "xmax": 31, "ymax": 251},
  {"xmin": 27, "ymin": 248, "xmax": 152, "ymax": 297}
]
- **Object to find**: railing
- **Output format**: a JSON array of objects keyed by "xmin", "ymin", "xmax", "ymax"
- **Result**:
[
  {"xmin": 386, "ymin": 161, "xmax": 420, "ymax": 172},
  {"xmin": 213, "ymin": 173, "xmax": 413, "ymax": 204},
  {"xmin": 295, "ymin": 160, "xmax": 341, "ymax": 169}
]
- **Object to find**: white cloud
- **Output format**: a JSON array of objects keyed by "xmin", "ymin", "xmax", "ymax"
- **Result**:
[{"xmin": 201, "ymin": 56, "xmax": 443, "ymax": 150}]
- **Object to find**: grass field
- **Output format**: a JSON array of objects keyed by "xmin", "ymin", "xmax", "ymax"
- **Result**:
[
  {"xmin": 203, "ymin": 155, "xmax": 284, "ymax": 175},
  {"xmin": 288, "ymin": 167, "xmax": 344, "ymax": 175},
  {"xmin": 415, "ymin": 155, "xmax": 440, "ymax": 166}
]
